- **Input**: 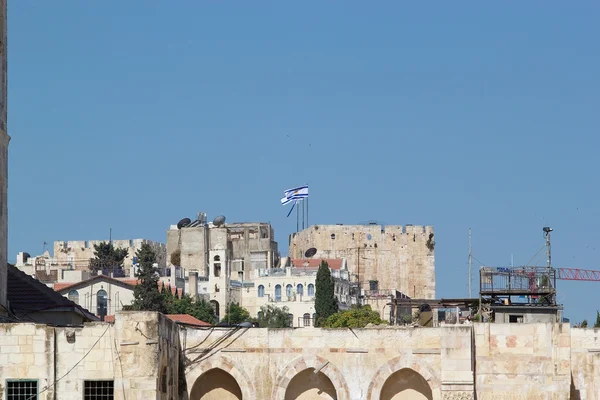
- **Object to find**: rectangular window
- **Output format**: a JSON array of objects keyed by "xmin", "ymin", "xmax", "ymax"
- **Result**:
[
  {"xmin": 7, "ymin": 380, "xmax": 38, "ymax": 400},
  {"xmin": 84, "ymin": 380, "xmax": 114, "ymax": 400},
  {"xmin": 509, "ymin": 315, "xmax": 523, "ymax": 323}
]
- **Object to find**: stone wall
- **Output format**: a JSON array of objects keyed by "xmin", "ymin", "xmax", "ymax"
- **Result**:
[
  {"xmin": 570, "ymin": 327, "xmax": 600, "ymax": 399},
  {"xmin": 289, "ymin": 225, "xmax": 436, "ymax": 299},
  {"xmin": 0, "ymin": 312, "xmax": 177, "ymax": 400},
  {"xmin": 182, "ymin": 325, "xmax": 474, "ymax": 400},
  {"xmin": 0, "ymin": 0, "xmax": 8, "ymax": 312},
  {"xmin": 474, "ymin": 323, "xmax": 572, "ymax": 400}
]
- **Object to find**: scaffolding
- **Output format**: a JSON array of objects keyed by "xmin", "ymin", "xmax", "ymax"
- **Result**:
[{"xmin": 478, "ymin": 266, "xmax": 559, "ymax": 322}]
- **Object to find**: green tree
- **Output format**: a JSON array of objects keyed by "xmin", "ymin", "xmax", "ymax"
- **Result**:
[
  {"xmin": 253, "ymin": 305, "xmax": 291, "ymax": 328},
  {"xmin": 595, "ymin": 311, "xmax": 600, "ymax": 328},
  {"xmin": 580, "ymin": 320, "xmax": 589, "ymax": 328},
  {"xmin": 165, "ymin": 294, "xmax": 216, "ymax": 325},
  {"xmin": 223, "ymin": 303, "xmax": 250, "ymax": 325},
  {"xmin": 127, "ymin": 243, "xmax": 167, "ymax": 313},
  {"xmin": 89, "ymin": 241, "xmax": 129, "ymax": 274},
  {"xmin": 315, "ymin": 260, "xmax": 338, "ymax": 327},
  {"xmin": 322, "ymin": 305, "xmax": 386, "ymax": 328}
]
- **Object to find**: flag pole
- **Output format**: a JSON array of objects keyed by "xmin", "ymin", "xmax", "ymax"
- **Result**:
[
  {"xmin": 302, "ymin": 199, "xmax": 305, "ymax": 230},
  {"xmin": 296, "ymin": 200, "xmax": 299, "ymax": 233},
  {"xmin": 306, "ymin": 193, "xmax": 309, "ymax": 228}
]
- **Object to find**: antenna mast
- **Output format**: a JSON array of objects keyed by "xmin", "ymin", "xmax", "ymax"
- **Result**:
[{"xmin": 468, "ymin": 228, "xmax": 472, "ymax": 298}]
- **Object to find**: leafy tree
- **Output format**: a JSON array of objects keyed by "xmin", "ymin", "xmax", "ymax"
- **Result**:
[
  {"xmin": 166, "ymin": 294, "xmax": 216, "ymax": 325},
  {"xmin": 595, "ymin": 311, "xmax": 600, "ymax": 328},
  {"xmin": 253, "ymin": 305, "xmax": 291, "ymax": 328},
  {"xmin": 580, "ymin": 320, "xmax": 588, "ymax": 328},
  {"xmin": 315, "ymin": 260, "xmax": 338, "ymax": 327},
  {"xmin": 89, "ymin": 241, "xmax": 129, "ymax": 274},
  {"xmin": 223, "ymin": 303, "xmax": 250, "ymax": 325},
  {"xmin": 322, "ymin": 305, "xmax": 386, "ymax": 328},
  {"xmin": 126, "ymin": 243, "xmax": 167, "ymax": 313}
]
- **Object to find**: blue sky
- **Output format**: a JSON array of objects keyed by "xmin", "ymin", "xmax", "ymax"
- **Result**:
[{"xmin": 7, "ymin": 1, "xmax": 600, "ymax": 323}]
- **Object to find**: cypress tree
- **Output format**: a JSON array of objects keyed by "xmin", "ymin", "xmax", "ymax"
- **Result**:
[
  {"xmin": 315, "ymin": 260, "xmax": 338, "ymax": 326},
  {"xmin": 129, "ymin": 243, "xmax": 168, "ymax": 313}
]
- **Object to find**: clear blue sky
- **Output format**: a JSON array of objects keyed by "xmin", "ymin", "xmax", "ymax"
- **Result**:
[{"xmin": 7, "ymin": 1, "xmax": 600, "ymax": 324}]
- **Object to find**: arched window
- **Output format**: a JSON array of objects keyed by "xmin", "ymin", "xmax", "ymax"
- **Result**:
[
  {"xmin": 297, "ymin": 284, "xmax": 304, "ymax": 296},
  {"xmin": 288, "ymin": 313, "xmax": 294, "ymax": 327},
  {"xmin": 258, "ymin": 285, "xmax": 265, "ymax": 297},
  {"xmin": 286, "ymin": 284, "xmax": 293, "ymax": 297},
  {"xmin": 303, "ymin": 313, "xmax": 311, "ymax": 327},
  {"xmin": 97, "ymin": 289, "xmax": 108, "ymax": 317},
  {"xmin": 307, "ymin": 284, "xmax": 315, "ymax": 296},
  {"xmin": 214, "ymin": 255, "xmax": 220, "ymax": 261},
  {"xmin": 275, "ymin": 285, "xmax": 282, "ymax": 302},
  {"xmin": 67, "ymin": 290, "xmax": 79, "ymax": 305}
]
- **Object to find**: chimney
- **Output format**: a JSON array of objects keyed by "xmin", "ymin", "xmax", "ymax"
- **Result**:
[{"xmin": 189, "ymin": 270, "xmax": 198, "ymax": 301}]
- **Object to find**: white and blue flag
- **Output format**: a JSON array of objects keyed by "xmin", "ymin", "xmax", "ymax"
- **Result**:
[{"xmin": 281, "ymin": 185, "xmax": 308, "ymax": 217}]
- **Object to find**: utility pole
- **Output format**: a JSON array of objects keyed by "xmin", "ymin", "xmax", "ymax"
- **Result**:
[{"xmin": 468, "ymin": 228, "xmax": 472, "ymax": 298}]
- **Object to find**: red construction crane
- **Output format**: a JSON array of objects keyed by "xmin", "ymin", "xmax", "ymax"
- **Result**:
[{"xmin": 557, "ymin": 268, "xmax": 600, "ymax": 281}]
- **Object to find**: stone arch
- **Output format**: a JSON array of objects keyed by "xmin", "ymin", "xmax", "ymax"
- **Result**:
[
  {"xmin": 271, "ymin": 356, "xmax": 351, "ymax": 400},
  {"xmin": 187, "ymin": 356, "xmax": 256, "ymax": 400},
  {"xmin": 366, "ymin": 357, "xmax": 440, "ymax": 400}
]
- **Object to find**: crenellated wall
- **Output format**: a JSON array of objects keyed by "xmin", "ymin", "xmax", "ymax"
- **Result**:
[{"xmin": 289, "ymin": 224, "xmax": 436, "ymax": 299}]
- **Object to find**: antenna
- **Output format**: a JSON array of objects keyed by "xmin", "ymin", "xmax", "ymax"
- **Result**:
[
  {"xmin": 213, "ymin": 215, "xmax": 226, "ymax": 227},
  {"xmin": 468, "ymin": 228, "xmax": 472, "ymax": 298},
  {"xmin": 543, "ymin": 226, "xmax": 553, "ymax": 271}
]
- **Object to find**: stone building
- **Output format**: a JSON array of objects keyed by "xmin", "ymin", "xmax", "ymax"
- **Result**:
[
  {"xmin": 289, "ymin": 224, "xmax": 436, "ymax": 299},
  {"xmin": 166, "ymin": 217, "xmax": 279, "ymax": 279},
  {"xmin": 213, "ymin": 258, "xmax": 353, "ymax": 327},
  {"xmin": 2, "ymin": 311, "xmax": 600, "ymax": 399},
  {"xmin": 52, "ymin": 238, "xmax": 167, "ymax": 270},
  {"xmin": 0, "ymin": 0, "xmax": 8, "ymax": 314}
]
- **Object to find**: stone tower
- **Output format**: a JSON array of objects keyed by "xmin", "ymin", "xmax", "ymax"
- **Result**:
[{"xmin": 0, "ymin": 0, "xmax": 8, "ymax": 312}]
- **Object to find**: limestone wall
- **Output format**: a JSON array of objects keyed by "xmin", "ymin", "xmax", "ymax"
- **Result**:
[
  {"xmin": 289, "ymin": 225, "xmax": 436, "ymax": 299},
  {"xmin": 474, "ymin": 323, "xmax": 572, "ymax": 400},
  {"xmin": 570, "ymin": 327, "xmax": 600, "ymax": 399},
  {"xmin": 0, "ymin": 312, "xmax": 175, "ymax": 400},
  {"xmin": 182, "ymin": 325, "xmax": 474, "ymax": 400}
]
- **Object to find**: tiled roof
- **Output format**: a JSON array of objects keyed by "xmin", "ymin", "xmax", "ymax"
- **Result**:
[
  {"xmin": 101, "ymin": 314, "xmax": 210, "ymax": 326},
  {"xmin": 166, "ymin": 314, "xmax": 211, "ymax": 327},
  {"xmin": 290, "ymin": 258, "xmax": 343, "ymax": 270},
  {"xmin": 7, "ymin": 264, "xmax": 98, "ymax": 322},
  {"xmin": 54, "ymin": 274, "xmax": 138, "ymax": 293}
]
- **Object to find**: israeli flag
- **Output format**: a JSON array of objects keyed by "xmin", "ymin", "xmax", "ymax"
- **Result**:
[{"xmin": 284, "ymin": 185, "xmax": 308, "ymax": 200}]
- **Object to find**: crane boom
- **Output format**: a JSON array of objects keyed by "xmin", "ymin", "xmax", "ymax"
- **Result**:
[{"xmin": 557, "ymin": 268, "xmax": 600, "ymax": 281}]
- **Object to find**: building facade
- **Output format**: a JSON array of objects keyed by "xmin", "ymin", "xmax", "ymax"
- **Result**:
[
  {"xmin": 289, "ymin": 224, "xmax": 436, "ymax": 299},
  {"xmin": 1, "ymin": 311, "xmax": 599, "ymax": 400}
]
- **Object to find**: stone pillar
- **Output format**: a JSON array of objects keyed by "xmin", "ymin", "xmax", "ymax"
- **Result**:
[
  {"xmin": 189, "ymin": 270, "xmax": 198, "ymax": 301},
  {"xmin": 0, "ymin": 0, "xmax": 8, "ymax": 314}
]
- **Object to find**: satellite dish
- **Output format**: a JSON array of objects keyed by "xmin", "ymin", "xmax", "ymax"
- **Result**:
[
  {"xmin": 213, "ymin": 215, "xmax": 226, "ymax": 227},
  {"xmin": 305, "ymin": 248, "xmax": 317, "ymax": 258},
  {"xmin": 177, "ymin": 218, "xmax": 192, "ymax": 229}
]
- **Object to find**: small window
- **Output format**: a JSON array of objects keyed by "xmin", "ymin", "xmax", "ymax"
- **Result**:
[
  {"xmin": 214, "ymin": 255, "xmax": 221, "ymax": 262},
  {"xmin": 214, "ymin": 263, "xmax": 221, "ymax": 277},
  {"xmin": 7, "ymin": 380, "xmax": 38, "ymax": 400},
  {"xmin": 84, "ymin": 380, "xmax": 114, "ymax": 400},
  {"xmin": 68, "ymin": 290, "xmax": 79, "ymax": 305},
  {"xmin": 509, "ymin": 315, "xmax": 523, "ymax": 323},
  {"xmin": 258, "ymin": 285, "xmax": 265, "ymax": 297},
  {"xmin": 303, "ymin": 313, "xmax": 311, "ymax": 327},
  {"xmin": 288, "ymin": 313, "xmax": 294, "ymax": 327},
  {"xmin": 97, "ymin": 289, "xmax": 108, "ymax": 318},
  {"xmin": 297, "ymin": 284, "xmax": 304, "ymax": 296},
  {"xmin": 330, "ymin": 233, "xmax": 336, "ymax": 240},
  {"xmin": 286, "ymin": 284, "xmax": 293, "ymax": 297},
  {"xmin": 275, "ymin": 285, "xmax": 282, "ymax": 301},
  {"xmin": 307, "ymin": 284, "xmax": 315, "ymax": 296},
  {"xmin": 369, "ymin": 280, "xmax": 379, "ymax": 291}
]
